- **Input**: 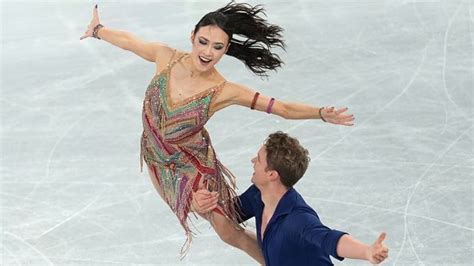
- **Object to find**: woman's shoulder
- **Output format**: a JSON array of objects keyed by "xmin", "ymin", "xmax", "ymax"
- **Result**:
[
  {"xmin": 172, "ymin": 49, "xmax": 190, "ymax": 59},
  {"xmin": 155, "ymin": 47, "xmax": 189, "ymax": 72},
  {"xmin": 210, "ymin": 68, "xmax": 227, "ymax": 84},
  {"xmin": 220, "ymin": 78, "xmax": 252, "ymax": 95},
  {"xmin": 158, "ymin": 48, "xmax": 188, "ymax": 64}
]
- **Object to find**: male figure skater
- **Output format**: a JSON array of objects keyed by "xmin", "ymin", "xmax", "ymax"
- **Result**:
[{"xmin": 193, "ymin": 131, "xmax": 389, "ymax": 265}]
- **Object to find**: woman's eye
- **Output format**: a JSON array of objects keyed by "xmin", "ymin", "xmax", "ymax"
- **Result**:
[
  {"xmin": 214, "ymin": 46, "xmax": 223, "ymax": 50},
  {"xmin": 199, "ymin": 39, "xmax": 207, "ymax": 45}
]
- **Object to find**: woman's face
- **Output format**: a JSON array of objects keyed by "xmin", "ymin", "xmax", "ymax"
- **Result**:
[{"xmin": 190, "ymin": 25, "xmax": 230, "ymax": 73}]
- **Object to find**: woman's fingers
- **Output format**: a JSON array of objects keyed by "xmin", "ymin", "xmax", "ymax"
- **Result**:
[
  {"xmin": 80, "ymin": 5, "xmax": 100, "ymax": 40},
  {"xmin": 93, "ymin": 4, "xmax": 99, "ymax": 20},
  {"xmin": 323, "ymin": 106, "xmax": 355, "ymax": 126},
  {"xmin": 335, "ymin": 107, "xmax": 348, "ymax": 115}
]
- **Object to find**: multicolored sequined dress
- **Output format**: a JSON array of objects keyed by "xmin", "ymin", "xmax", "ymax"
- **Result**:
[{"xmin": 140, "ymin": 52, "xmax": 240, "ymax": 254}]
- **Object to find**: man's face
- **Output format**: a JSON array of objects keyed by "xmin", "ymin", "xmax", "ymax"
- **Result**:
[{"xmin": 251, "ymin": 145, "xmax": 272, "ymax": 186}]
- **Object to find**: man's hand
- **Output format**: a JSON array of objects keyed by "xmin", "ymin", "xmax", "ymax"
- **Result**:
[
  {"xmin": 366, "ymin": 232, "xmax": 389, "ymax": 264},
  {"xmin": 191, "ymin": 189, "xmax": 219, "ymax": 214}
]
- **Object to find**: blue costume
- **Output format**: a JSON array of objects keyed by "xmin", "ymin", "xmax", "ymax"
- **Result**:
[{"xmin": 238, "ymin": 185, "xmax": 347, "ymax": 266}]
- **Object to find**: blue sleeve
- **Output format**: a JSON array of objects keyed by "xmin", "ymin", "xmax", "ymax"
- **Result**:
[
  {"xmin": 235, "ymin": 185, "xmax": 258, "ymax": 222},
  {"xmin": 301, "ymin": 213, "xmax": 348, "ymax": 261}
]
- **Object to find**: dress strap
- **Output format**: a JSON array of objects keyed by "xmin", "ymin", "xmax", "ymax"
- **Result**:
[
  {"xmin": 167, "ymin": 51, "xmax": 188, "ymax": 70},
  {"xmin": 166, "ymin": 49, "xmax": 177, "ymax": 66},
  {"xmin": 208, "ymin": 80, "xmax": 228, "ymax": 117}
]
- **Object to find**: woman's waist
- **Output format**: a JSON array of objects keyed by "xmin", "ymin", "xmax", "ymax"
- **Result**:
[
  {"xmin": 141, "ymin": 131, "xmax": 216, "ymax": 172},
  {"xmin": 142, "ymin": 119, "xmax": 209, "ymax": 143},
  {"xmin": 142, "ymin": 130, "xmax": 209, "ymax": 150}
]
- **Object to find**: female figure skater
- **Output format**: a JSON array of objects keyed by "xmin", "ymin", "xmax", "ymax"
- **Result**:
[{"xmin": 80, "ymin": 2, "xmax": 354, "ymax": 263}]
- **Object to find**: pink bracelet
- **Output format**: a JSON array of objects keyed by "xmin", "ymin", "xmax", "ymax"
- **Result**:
[{"xmin": 266, "ymin": 98, "xmax": 275, "ymax": 114}]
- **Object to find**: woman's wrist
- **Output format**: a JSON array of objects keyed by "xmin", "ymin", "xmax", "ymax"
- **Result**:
[
  {"xmin": 318, "ymin": 107, "xmax": 327, "ymax": 122},
  {"xmin": 92, "ymin": 24, "xmax": 104, "ymax": 39}
]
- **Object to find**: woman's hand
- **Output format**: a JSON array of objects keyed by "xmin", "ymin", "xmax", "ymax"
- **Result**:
[
  {"xmin": 320, "ymin": 106, "xmax": 355, "ymax": 126},
  {"xmin": 80, "ymin": 5, "xmax": 101, "ymax": 40}
]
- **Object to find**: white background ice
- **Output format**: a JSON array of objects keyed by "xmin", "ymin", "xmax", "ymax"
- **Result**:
[{"xmin": 1, "ymin": 0, "xmax": 472, "ymax": 265}]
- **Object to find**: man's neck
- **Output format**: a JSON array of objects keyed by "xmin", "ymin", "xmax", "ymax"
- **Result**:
[{"xmin": 260, "ymin": 185, "xmax": 289, "ymax": 215}]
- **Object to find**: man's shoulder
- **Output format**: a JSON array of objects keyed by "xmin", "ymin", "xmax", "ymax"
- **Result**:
[
  {"xmin": 288, "ymin": 206, "xmax": 320, "ymax": 221},
  {"xmin": 237, "ymin": 184, "xmax": 261, "ymax": 211},
  {"xmin": 291, "ymin": 190, "xmax": 318, "ymax": 214},
  {"xmin": 285, "ymin": 190, "xmax": 322, "ymax": 225},
  {"xmin": 240, "ymin": 184, "xmax": 260, "ymax": 197}
]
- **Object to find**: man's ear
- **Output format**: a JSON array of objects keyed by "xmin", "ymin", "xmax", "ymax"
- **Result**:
[{"xmin": 268, "ymin": 170, "xmax": 280, "ymax": 182}]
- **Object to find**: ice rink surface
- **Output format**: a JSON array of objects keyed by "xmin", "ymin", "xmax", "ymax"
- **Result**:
[{"xmin": 2, "ymin": 0, "xmax": 473, "ymax": 265}]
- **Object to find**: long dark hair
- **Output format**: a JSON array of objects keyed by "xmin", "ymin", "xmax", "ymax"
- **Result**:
[{"xmin": 194, "ymin": 1, "xmax": 286, "ymax": 77}]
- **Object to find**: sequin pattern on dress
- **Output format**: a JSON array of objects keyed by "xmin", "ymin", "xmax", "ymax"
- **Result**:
[{"xmin": 140, "ymin": 52, "xmax": 240, "ymax": 256}]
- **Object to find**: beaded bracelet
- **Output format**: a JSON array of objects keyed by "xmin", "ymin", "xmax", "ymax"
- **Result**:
[
  {"xmin": 92, "ymin": 24, "xmax": 104, "ymax": 39},
  {"xmin": 266, "ymin": 98, "xmax": 275, "ymax": 114},
  {"xmin": 319, "ymin": 107, "xmax": 327, "ymax": 122}
]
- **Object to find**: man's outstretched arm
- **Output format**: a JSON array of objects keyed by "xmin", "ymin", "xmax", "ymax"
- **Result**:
[{"xmin": 337, "ymin": 232, "xmax": 389, "ymax": 264}]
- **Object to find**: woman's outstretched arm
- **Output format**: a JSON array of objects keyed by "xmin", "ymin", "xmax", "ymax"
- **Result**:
[
  {"xmin": 212, "ymin": 82, "xmax": 355, "ymax": 126},
  {"xmin": 80, "ymin": 5, "xmax": 172, "ymax": 63}
]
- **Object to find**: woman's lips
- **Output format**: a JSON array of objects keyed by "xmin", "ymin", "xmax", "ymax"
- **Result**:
[{"xmin": 199, "ymin": 56, "xmax": 212, "ymax": 64}]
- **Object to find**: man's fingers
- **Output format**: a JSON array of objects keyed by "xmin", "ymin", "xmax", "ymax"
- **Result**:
[
  {"xmin": 379, "ymin": 246, "xmax": 389, "ymax": 254},
  {"xmin": 376, "ymin": 232, "xmax": 386, "ymax": 245},
  {"xmin": 194, "ymin": 190, "xmax": 218, "ymax": 200},
  {"xmin": 193, "ymin": 190, "xmax": 219, "ymax": 213},
  {"xmin": 200, "ymin": 196, "xmax": 218, "ymax": 206},
  {"xmin": 194, "ymin": 192, "xmax": 209, "ymax": 203},
  {"xmin": 204, "ymin": 203, "xmax": 218, "ymax": 213},
  {"xmin": 196, "ymin": 200, "xmax": 218, "ymax": 213},
  {"xmin": 374, "ymin": 254, "xmax": 385, "ymax": 262},
  {"xmin": 192, "ymin": 191, "xmax": 208, "ymax": 207},
  {"xmin": 202, "ymin": 196, "xmax": 219, "ymax": 208},
  {"xmin": 195, "ymin": 189, "xmax": 213, "ymax": 197}
]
